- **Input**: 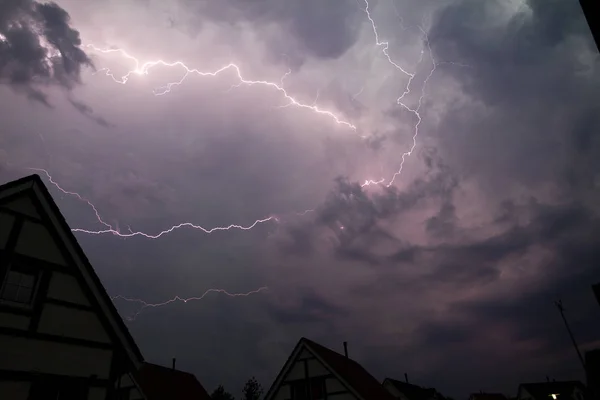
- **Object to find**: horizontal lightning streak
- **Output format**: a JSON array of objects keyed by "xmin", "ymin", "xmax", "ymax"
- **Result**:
[
  {"xmin": 28, "ymin": 2, "xmax": 454, "ymax": 241},
  {"xmin": 30, "ymin": 167, "xmax": 279, "ymax": 238},
  {"xmin": 112, "ymin": 286, "xmax": 269, "ymax": 321},
  {"xmin": 87, "ymin": 44, "xmax": 357, "ymax": 132},
  {"xmin": 86, "ymin": 0, "xmax": 439, "ymax": 190},
  {"xmin": 73, "ymin": 217, "xmax": 276, "ymax": 238}
]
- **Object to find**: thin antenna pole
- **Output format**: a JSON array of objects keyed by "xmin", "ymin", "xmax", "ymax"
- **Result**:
[{"xmin": 555, "ymin": 300, "xmax": 586, "ymax": 371}]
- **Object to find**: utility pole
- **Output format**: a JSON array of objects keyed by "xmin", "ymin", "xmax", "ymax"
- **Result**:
[{"xmin": 555, "ymin": 300, "xmax": 586, "ymax": 372}]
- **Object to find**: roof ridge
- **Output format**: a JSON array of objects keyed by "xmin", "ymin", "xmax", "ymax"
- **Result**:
[
  {"xmin": 301, "ymin": 338, "xmax": 396, "ymax": 400},
  {"xmin": 143, "ymin": 362, "xmax": 196, "ymax": 376}
]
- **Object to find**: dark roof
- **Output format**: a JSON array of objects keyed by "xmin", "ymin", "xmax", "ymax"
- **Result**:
[
  {"xmin": 469, "ymin": 393, "xmax": 507, "ymax": 400},
  {"xmin": 303, "ymin": 338, "xmax": 396, "ymax": 400},
  {"xmin": 0, "ymin": 174, "xmax": 144, "ymax": 361},
  {"xmin": 519, "ymin": 381, "xmax": 586, "ymax": 400},
  {"xmin": 138, "ymin": 362, "xmax": 211, "ymax": 400},
  {"xmin": 385, "ymin": 378, "xmax": 438, "ymax": 400}
]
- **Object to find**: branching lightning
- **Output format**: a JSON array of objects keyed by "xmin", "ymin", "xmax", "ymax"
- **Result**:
[
  {"xmin": 84, "ymin": 0, "xmax": 442, "ymax": 190},
  {"xmin": 28, "ymin": 1, "xmax": 452, "ymax": 242},
  {"xmin": 14, "ymin": 2, "xmax": 461, "ymax": 319},
  {"xmin": 87, "ymin": 44, "xmax": 357, "ymax": 132},
  {"xmin": 360, "ymin": 0, "xmax": 437, "ymax": 188},
  {"xmin": 112, "ymin": 286, "xmax": 269, "ymax": 321}
]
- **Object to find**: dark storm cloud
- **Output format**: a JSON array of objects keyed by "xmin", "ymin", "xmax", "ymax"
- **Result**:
[
  {"xmin": 68, "ymin": 98, "xmax": 114, "ymax": 128},
  {"xmin": 397, "ymin": 197, "xmax": 600, "ymax": 288},
  {"xmin": 356, "ymin": 200, "xmax": 600, "ymax": 395},
  {"xmin": 430, "ymin": 0, "xmax": 596, "ymax": 101},
  {"xmin": 413, "ymin": 265, "xmax": 600, "ymax": 393},
  {"xmin": 267, "ymin": 288, "xmax": 347, "ymax": 324},
  {"xmin": 181, "ymin": 0, "xmax": 363, "ymax": 66},
  {"xmin": 2, "ymin": 0, "xmax": 600, "ymax": 397},
  {"xmin": 428, "ymin": 0, "xmax": 600, "ymax": 190},
  {"xmin": 353, "ymin": 0, "xmax": 600, "ymax": 391},
  {"xmin": 425, "ymin": 201, "xmax": 456, "ymax": 238},
  {"xmin": 276, "ymin": 152, "xmax": 459, "ymax": 264},
  {"xmin": 0, "ymin": 0, "xmax": 92, "ymax": 103}
]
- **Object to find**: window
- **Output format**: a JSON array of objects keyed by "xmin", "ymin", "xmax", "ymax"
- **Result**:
[
  {"xmin": 310, "ymin": 378, "xmax": 326, "ymax": 400},
  {"xmin": 0, "ymin": 268, "xmax": 37, "ymax": 304},
  {"xmin": 117, "ymin": 387, "xmax": 131, "ymax": 400},
  {"xmin": 29, "ymin": 379, "xmax": 88, "ymax": 400},
  {"xmin": 291, "ymin": 381, "xmax": 308, "ymax": 400},
  {"xmin": 290, "ymin": 378, "xmax": 326, "ymax": 400}
]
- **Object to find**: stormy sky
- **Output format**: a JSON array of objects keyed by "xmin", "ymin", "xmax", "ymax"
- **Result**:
[{"xmin": 1, "ymin": 0, "xmax": 599, "ymax": 397}]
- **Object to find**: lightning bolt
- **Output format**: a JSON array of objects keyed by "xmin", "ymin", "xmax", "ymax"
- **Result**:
[
  {"xmin": 360, "ymin": 0, "xmax": 437, "ymax": 188},
  {"xmin": 25, "ymin": 2, "xmax": 461, "ymax": 240},
  {"xmin": 112, "ymin": 286, "xmax": 269, "ymax": 321},
  {"xmin": 85, "ymin": 1, "xmax": 439, "ymax": 189},
  {"xmin": 27, "ymin": 167, "xmax": 113, "ymax": 230},
  {"xmin": 30, "ymin": 167, "xmax": 279, "ymax": 237},
  {"xmin": 87, "ymin": 44, "xmax": 357, "ymax": 133},
  {"xmin": 8, "ymin": 2, "xmax": 466, "ymax": 322}
]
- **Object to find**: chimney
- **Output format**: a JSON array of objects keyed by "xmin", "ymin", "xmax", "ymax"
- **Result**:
[
  {"xmin": 343, "ymin": 342, "xmax": 348, "ymax": 358},
  {"xmin": 405, "ymin": 373, "xmax": 409, "ymax": 383},
  {"xmin": 172, "ymin": 358, "xmax": 176, "ymax": 371}
]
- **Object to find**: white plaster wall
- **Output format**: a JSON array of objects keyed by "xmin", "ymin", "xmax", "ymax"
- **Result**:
[
  {"xmin": 119, "ymin": 373, "xmax": 134, "ymax": 388},
  {"xmin": 326, "ymin": 378, "xmax": 347, "ymax": 393},
  {"xmin": 47, "ymin": 272, "xmax": 90, "ymax": 306},
  {"xmin": 519, "ymin": 389, "xmax": 533, "ymax": 400},
  {"xmin": 33, "ymin": 185, "xmax": 142, "ymax": 370},
  {"xmin": 14, "ymin": 220, "xmax": 66, "ymax": 266},
  {"xmin": 0, "ymin": 381, "xmax": 30, "ymax": 400},
  {"xmin": 130, "ymin": 387, "xmax": 145, "ymax": 399},
  {"xmin": 0, "ymin": 312, "xmax": 30, "ymax": 330},
  {"xmin": 88, "ymin": 387, "xmax": 107, "ymax": 400},
  {"xmin": 37, "ymin": 303, "xmax": 110, "ymax": 343},
  {"xmin": 3, "ymin": 196, "xmax": 40, "ymax": 219},
  {"xmin": 0, "ymin": 212, "xmax": 15, "ymax": 249},
  {"xmin": 0, "ymin": 334, "xmax": 112, "ymax": 378},
  {"xmin": 307, "ymin": 358, "xmax": 329, "ymax": 377},
  {"xmin": 273, "ymin": 384, "xmax": 291, "ymax": 400},
  {"xmin": 297, "ymin": 348, "xmax": 313, "ymax": 360},
  {"xmin": 286, "ymin": 361, "xmax": 305, "ymax": 380},
  {"xmin": 384, "ymin": 381, "xmax": 402, "ymax": 397}
]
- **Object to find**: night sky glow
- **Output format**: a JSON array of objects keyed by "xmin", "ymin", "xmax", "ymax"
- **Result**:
[{"xmin": 1, "ymin": 0, "xmax": 600, "ymax": 397}]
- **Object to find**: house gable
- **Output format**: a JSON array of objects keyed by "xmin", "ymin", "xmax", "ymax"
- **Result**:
[
  {"xmin": 517, "ymin": 381, "xmax": 586, "ymax": 400},
  {"xmin": 0, "ymin": 174, "xmax": 146, "ymax": 399},
  {"xmin": 265, "ymin": 338, "xmax": 395, "ymax": 400},
  {"xmin": 264, "ymin": 339, "xmax": 358, "ymax": 400},
  {"xmin": 1, "ymin": 190, "xmax": 41, "ymax": 219}
]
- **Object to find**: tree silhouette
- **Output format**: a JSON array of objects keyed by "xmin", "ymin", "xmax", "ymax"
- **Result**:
[
  {"xmin": 211, "ymin": 384, "xmax": 235, "ymax": 400},
  {"xmin": 242, "ymin": 377, "xmax": 264, "ymax": 400}
]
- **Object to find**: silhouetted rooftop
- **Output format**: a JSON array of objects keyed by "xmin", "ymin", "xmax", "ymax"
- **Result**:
[
  {"xmin": 138, "ymin": 362, "xmax": 211, "ymax": 400},
  {"xmin": 302, "ymin": 338, "xmax": 396, "ymax": 400}
]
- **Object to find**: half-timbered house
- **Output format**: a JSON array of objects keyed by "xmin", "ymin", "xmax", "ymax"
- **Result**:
[
  {"xmin": 0, "ymin": 174, "xmax": 146, "ymax": 400},
  {"xmin": 264, "ymin": 337, "xmax": 395, "ymax": 400}
]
